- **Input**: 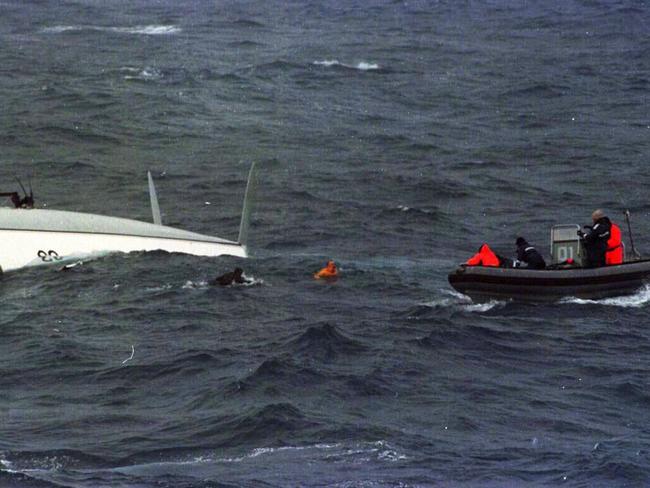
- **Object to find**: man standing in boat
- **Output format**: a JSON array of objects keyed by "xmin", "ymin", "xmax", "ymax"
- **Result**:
[{"xmin": 578, "ymin": 209, "xmax": 611, "ymax": 267}]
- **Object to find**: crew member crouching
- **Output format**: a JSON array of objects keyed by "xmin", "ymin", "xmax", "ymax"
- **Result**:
[{"xmin": 514, "ymin": 237, "xmax": 546, "ymax": 269}]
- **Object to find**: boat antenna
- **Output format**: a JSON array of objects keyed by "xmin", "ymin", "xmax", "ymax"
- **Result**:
[
  {"xmin": 237, "ymin": 161, "xmax": 259, "ymax": 251},
  {"xmin": 624, "ymin": 210, "xmax": 641, "ymax": 260},
  {"xmin": 14, "ymin": 176, "xmax": 27, "ymax": 197},
  {"xmin": 147, "ymin": 171, "xmax": 162, "ymax": 225},
  {"xmin": 26, "ymin": 175, "xmax": 34, "ymax": 207},
  {"xmin": 13, "ymin": 176, "xmax": 34, "ymax": 208}
]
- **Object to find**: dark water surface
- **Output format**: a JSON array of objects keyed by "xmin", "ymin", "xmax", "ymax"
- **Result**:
[{"xmin": 1, "ymin": 1, "xmax": 650, "ymax": 486}]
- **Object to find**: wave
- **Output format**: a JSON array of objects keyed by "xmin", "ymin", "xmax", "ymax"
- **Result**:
[
  {"xmin": 288, "ymin": 323, "xmax": 366, "ymax": 357},
  {"xmin": 218, "ymin": 443, "xmax": 340, "ymax": 463},
  {"xmin": 418, "ymin": 289, "xmax": 506, "ymax": 313},
  {"xmin": 503, "ymin": 83, "xmax": 567, "ymax": 98},
  {"xmin": 127, "ymin": 440, "xmax": 404, "ymax": 469},
  {"xmin": 226, "ymin": 440, "xmax": 408, "ymax": 464},
  {"xmin": 121, "ymin": 67, "xmax": 162, "ymax": 82},
  {"xmin": 180, "ymin": 274, "xmax": 262, "ymax": 290},
  {"xmin": 232, "ymin": 356, "xmax": 325, "ymax": 394},
  {"xmin": 42, "ymin": 25, "xmax": 180, "ymax": 35},
  {"xmin": 343, "ymin": 372, "xmax": 393, "ymax": 396},
  {"xmin": 396, "ymin": 204, "xmax": 432, "ymax": 213},
  {"xmin": 0, "ymin": 449, "xmax": 106, "ymax": 475},
  {"xmin": 388, "ymin": 204, "xmax": 439, "ymax": 222},
  {"xmin": 231, "ymin": 19, "xmax": 265, "ymax": 28},
  {"xmin": 182, "ymin": 280, "xmax": 208, "ymax": 289},
  {"xmin": 215, "ymin": 402, "xmax": 319, "ymax": 447},
  {"xmin": 21, "ymin": 440, "xmax": 406, "ymax": 484},
  {"xmin": 313, "ymin": 59, "xmax": 380, "ymax": 71},
  {"xmin": 559, "ymin": 284, "xmax": 650, "ymax": 308},
  {"xmin": 227, "ymin": 40, "xmax": 264, "ymax": 48}
]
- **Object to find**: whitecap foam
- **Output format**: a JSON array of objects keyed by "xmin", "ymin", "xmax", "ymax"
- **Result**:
[
  {"xmin": 123, "ymin": 68, "xmax": 162, "ymax": 81},
  {"xmin": 396, "ymin": 204, "xmax": 434, "ymax": 214},
  {"xmin": 145, "ymin": 284, "xmax": 173, "ymax": 292},
  {"xmin": 42, "ymin": 24, "xmax": 180, "ymax": 35},
  {"xmin": 313, "ymin": 59, "xmax": 341, "ymax": 67},
  {"xmin": 421, "ymin": 289, "xmax": 505, "ymax": 312},
  {"xmin": 182, "ymin": 280, "xmax": 208, "ymax": 289},
  {"xmin": 239, "ymin": 273, "xmax": 264, "ymax": 287},
  {"xmin": 218, "ymin": 441, "xmax": 404, "ymax": 464},
  {"xmin": 0, "ymin": 457, "xmax": 16, "ymax": 473},
  {"xmin": 313, "ymin": 59, "xmax": 380, "ymax": 71},
  {"xmin": 110, "ymin": 25, "xmax": 181, "ymax": 35},
  {"xmin": 183, "ymin": 443, "xmax": 342, "ymax": 464},
  {"xmin": 42, "ymin": 25, "xmax": 79, "ymax": 33},
  {"xmin": 559, "ymin": 284, "xmax": 650, "ymax": 308},
  {"xmin": 355, "ymin": 62, "xmax": 379, "ymax": 70}
]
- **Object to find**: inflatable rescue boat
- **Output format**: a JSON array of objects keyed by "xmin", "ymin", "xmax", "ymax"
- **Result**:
[{"xmin": 448, "ymin": 224, "xmax": 650, "ymax": 302}]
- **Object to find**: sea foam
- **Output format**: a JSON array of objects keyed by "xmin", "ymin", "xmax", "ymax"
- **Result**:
[
  {"xmin": 559, "ymin": 284, "xmax": 650, "ymax": 308},
  {"xmin": 313, "ymin": 59, "xmax": 380, "ymax": 71},
  {"xmin": 42, "ymin": 25, "xmax": 181, "ymax": 35},
  {"xmin": 422, "ymin": 289, "xmax": 505, "ymax": 312}
]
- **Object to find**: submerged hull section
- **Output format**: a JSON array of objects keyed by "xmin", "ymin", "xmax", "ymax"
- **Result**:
[
  {"xmin": 0, "ymin": 208, "xmax": 245, "ymax": 272},
  {"xmin": 448, "ymin": 260, "xmax": 650, "ymax": 302}
]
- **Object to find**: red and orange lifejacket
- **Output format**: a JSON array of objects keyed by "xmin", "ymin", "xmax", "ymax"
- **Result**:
[
  {"xmin": 314, "ymin": 260, "xmax": 338, "ymax": 279},
  {"xmin": 466, "ymin": 244, "xmax": 500, "ymax": 267},
  {"xmin": 606, "ymin": 223, "xmax": 623, "ymax": 265}
]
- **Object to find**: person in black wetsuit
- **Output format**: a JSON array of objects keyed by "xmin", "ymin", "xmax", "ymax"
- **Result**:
[
  {"xmin": 515, "ymin": 237, "xmax": 546, "ymax": 269},
  {"xmin": 0, "ymin": 192, "xmax": 22, "ymax": 208},
  {"xmin": 210, "ymin": 267, "xmax": 248, "ymax": 286},
  {"xmin": 578, "ymin": 209, "xmax": 611, "ymax": 268}
]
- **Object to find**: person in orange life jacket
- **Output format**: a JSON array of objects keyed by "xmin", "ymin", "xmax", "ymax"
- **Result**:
[
  {"xmin": 314, "ymin": 260, "xmax": 338, "ymax": 279},
  {"xmin": 578, "ymin": 209, "xmax": 611, "ymax": 268},
  {"xmin": 514, "ymin": 237, "xmax": 546, "ymax": 269},
  {"xmin": 606, "ymin": 221, "xmax": 624, "ymax": 265},
  {"xmin": 465, "ymin": 244, "xmax": 500, "ymax": 267}
]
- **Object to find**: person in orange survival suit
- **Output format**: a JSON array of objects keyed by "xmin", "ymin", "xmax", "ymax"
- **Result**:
[
  {"xmin": 314, "ymin": 260, "xmax": 339, "ymax": 279},
  {"xmin": 606, "ymin": 220, "xmax": 624, "ymax": 265},
  {"xmin": 465, "ymin": 244, "xmax": 500, "ymax": 267}
]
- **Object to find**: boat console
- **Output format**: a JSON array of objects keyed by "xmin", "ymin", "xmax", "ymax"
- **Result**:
[{"xmin": 550, "ymin": 224, "xmax": 583, "ymax": 266}]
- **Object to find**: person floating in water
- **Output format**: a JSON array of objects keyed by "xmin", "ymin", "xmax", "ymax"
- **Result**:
[
  {"xmin": 0, "ymin": 191, "xmax": 30, "ymax": 208},
  {"xmin": 314, "ymin": 260, "xmax": 338, "ymax": 279},
  {"xmin": 0, "ymin": 177, "xmax": 34, "ymax": 209},
  {"xmin": 514, "ymin": 237, "xmax": 546, "ymax": 269},
  {"xmin": 210, "ymin": 267, "xmax": 250, "ymax": 286}
]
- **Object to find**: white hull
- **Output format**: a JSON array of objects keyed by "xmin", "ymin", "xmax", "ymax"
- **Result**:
[
  {"xmin": 0, "ymin": 228, "xmax": 246, "ymax": 272},
  {"xmin": 0, "ymin": 164, "xmax": 259, "ymax": 272},
  {"xmin": 0, "ymin": 208, "xmax": 246, "ymax": 272}
]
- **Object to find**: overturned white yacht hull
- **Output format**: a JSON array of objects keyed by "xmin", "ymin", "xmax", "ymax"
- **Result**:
[
  {"xmin": 0, "ymin": 208, "xmax": 246, "ymax": 272},
  {"xmin": 0, "ymin": 163, "xmax": 258, "ymax": 272}
]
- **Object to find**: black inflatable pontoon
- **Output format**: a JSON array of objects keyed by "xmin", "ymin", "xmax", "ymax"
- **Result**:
[
  {"xmin": 449, "ymin": 222, "xmax": 650, "ymax": 302},
  {"xmin": 448, "ymin": 259, "xmax": 650, "ymax": 302}
]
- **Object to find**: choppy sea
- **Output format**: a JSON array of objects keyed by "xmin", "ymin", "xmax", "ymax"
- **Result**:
[{"xmin": 1, "ymin": 1, "xmax": 649, "ymax": 486}]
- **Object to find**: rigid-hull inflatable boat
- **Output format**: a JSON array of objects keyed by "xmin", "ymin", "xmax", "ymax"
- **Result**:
[{"xmin": 448, "ymin": 223, "xmax": 649, "ymax": 302}]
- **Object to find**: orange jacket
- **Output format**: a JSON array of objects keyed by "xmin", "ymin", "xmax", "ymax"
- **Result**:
[
  {"xmin": 606, "ymin": 223, "xmax": 623, "ymax": 265},
  {"xmin": 315, "ymin": 260, "xmax": 338, "ymax": 278},
  {"xmin": 466, "ymin": 244, "xmax": 500, "ymax": 267}
]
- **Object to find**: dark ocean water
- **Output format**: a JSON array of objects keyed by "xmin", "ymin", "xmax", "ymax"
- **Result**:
[{"xmin": 0, "ymin": 0, "xmax": 650, "ymax": 486}]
